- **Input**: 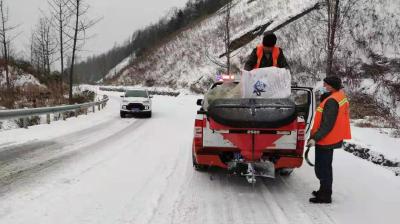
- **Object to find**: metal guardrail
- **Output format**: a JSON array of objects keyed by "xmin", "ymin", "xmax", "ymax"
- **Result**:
[
  {"xmin": 99, "ymin": 87, "xmax": 180, "ymax": 97},
  {"xmin": 0, "ymin": 96, "xmax": 109, "ymax": 128}
]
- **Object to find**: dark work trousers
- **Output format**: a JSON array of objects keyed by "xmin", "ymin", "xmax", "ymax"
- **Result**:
[{"xmin": 315, "ymin": 147, "xmax": 334, "ymax": 196}]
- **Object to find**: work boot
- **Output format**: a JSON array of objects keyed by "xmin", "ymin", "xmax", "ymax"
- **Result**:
[
  {"xmin": 311, "ymin": 190, "xmax": 320, "ymax": 197},
  {"xmin": 309, "ymin": 190, "xmax": 332, "ymax": 204},
  {"xmin": 309, "ymin": 196, "xmax": 332, "ymax": 204}
]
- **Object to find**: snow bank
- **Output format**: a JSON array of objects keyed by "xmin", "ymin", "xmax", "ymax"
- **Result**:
[
  {"xmin": 0, "ymin": 70, "xmax": 43, "ymax": 88},
  {"xmin": 349, "ymin": 125, "xmax": 400, "ymax": 159},
  {"xmin": 344, "ymin": 142, "xmax": 400, "ymax": 176},
  {"xmin": 0, "ymin": 120, "xmax": 19, "ymax": 131}
]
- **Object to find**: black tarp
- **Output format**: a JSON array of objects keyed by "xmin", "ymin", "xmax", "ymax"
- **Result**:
[{"xmin": 208, "ymin": 98, "xmax": 297, "ymax": 128}]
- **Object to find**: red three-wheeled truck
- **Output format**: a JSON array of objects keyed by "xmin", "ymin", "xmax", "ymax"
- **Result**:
[{"xmin": 192, "ymin": 81, "xmax": 315, "ymax": 184}]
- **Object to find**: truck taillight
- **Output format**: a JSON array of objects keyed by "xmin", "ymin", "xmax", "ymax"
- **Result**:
[
  {"xmin": 296, "ymin": 122, "xmax": 306, "ymax": 154},
  {"xmin": 195, "ymin": 127, "xmax": 202, "ymax": 138},
  {"xmin": 297, "ymin": 130, "xmax": 305, "ymax": 141},
  {"xmin": 194, "ymin": 119, "xmax": 203, "ymax": 147}
]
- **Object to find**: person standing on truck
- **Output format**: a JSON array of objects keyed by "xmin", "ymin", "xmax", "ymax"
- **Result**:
[
  {"xmin": 307, "ymin": 76, "xmax": 351, "ymax": 204},
  {"xmin": 244, "ymin": 32, "xmax": 289, "ymax": 71}
]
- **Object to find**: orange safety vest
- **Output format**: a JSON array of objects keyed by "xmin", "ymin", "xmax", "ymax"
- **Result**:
[
  {"xmin": 311, "ymin": 90, "xmax": 352, "ymax": 146},
  {"xmin": 254, "ymin": 44, "xmax": 280, "ymax": 69}
]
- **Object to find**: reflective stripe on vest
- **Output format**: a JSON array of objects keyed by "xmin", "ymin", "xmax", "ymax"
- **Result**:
[
  {"xmin": 311, "ymin": 90, "xmax": 352, "ymax": 145},
  {"xmin": 255, "ymin": 44, "xmax": 280, "ymax": 69}
]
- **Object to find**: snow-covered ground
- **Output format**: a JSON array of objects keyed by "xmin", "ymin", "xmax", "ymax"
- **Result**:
[
  {"xmin": 0, "ymin": 69, "xmax": 43, "ymax": 88},
  {"xmin": 350, "ymin": 125, "xmax": 400, "ymax": 160},
  {"xmin": 0, "ymin": 90, "xmax": 399, "ymax": 223}
]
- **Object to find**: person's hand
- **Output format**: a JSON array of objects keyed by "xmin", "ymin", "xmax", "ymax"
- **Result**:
[{"xmin": 307, "ymin": 139, "xmax": 316, "ymax": 147}]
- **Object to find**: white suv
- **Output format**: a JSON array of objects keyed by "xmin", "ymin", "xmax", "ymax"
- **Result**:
[{"xmin": 120, "ymin": 89, "xmax": 152, "ymax": 118}]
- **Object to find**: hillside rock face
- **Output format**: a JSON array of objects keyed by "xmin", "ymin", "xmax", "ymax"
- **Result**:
[{"xmin": 108, "ymin": 0, "xmax": 399, "ymax": 113}]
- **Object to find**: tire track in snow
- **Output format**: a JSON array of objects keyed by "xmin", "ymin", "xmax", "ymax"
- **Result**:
[
  {"xmin": 120, "ymin": 100, "xmax": 197, "ymax": 224},
  {"xmin": 168, "ymin": 165, "xmax": 337, "ymax": 224},
  {"xmin": 262, "ymin": 176, "xmax": 336, "ymax": 224},
  {"xmin": 143, "ymin": 142, "xmax": 190, "ymax": 224},
  {"xmin": 0, "ymin": 118, "xmax": 145, "ymax": 199},
  {"xmin": 0, "ymin": 117, "xmax": 150, "ymax": 223},
  {"xmin": 170, "ymin": 169, "xmax": 282, "ymax": 224},
  {"xmin": 168, "ymin": 160, "xmax": 200, "ymax": 224}
]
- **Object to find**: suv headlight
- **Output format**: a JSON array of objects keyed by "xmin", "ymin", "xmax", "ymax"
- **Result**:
[
  {"xmin": 143, "ymin": 100, "xmax": 150, "ymax": 104},
  {"xmin": 122, "ymin": 100, "xmax": 129, "ymax": 103},
  {"xmin": 122, "ymin": 105, "xmax": 127, "ymax": 109}
]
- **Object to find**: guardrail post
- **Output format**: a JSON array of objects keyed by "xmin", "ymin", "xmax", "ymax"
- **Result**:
[
  {"xmin": 75, "ymin": 109, "xmax": 79, "ymax": 117},
  {"xmin": 63, "ymin": 112, "xmax": 66, "ymax": 121},
  {"xmin": 93, "ymin": 105, "xmax": 96, "ymax": 113},
  {"xmin": 47, "ymin": 114, "xmax": 51, "ymax": 124},
  {"xmin": 23, "ymin": 117, "xmax": 28, "ymax": 129},
  {"xmin": 85, "ymin": 108, "xmax": 88, "ymax": 115},
  {"xmin": 98, "ymin": 104, "xmax": 101, "ymax": 111}
]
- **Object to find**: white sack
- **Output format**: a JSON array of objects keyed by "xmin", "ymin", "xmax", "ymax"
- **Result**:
[{"xmin": 241, "ymin": 67, "xmax": 291, "ymax": 98}]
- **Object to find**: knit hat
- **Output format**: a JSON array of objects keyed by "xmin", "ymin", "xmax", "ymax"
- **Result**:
[
  {"xmin": 323, "ymin": 76, "xmax": 342, "ymax": 90},
  {"xmin": 263, "ymin": 33, "xmax": 277, "ymax": 47}
]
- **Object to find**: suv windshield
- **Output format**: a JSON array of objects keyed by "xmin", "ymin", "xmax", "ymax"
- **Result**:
[{"xmin": 125, "ymin": 90, "xmax": 148, "ymax": 98}]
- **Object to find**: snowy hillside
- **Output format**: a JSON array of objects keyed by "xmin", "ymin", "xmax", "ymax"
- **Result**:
[
  {"xmin": 108, "ymin": 0, "xmax": 318, "ymax": 86},
  {"xmin": 102, "ymin": 54, "xmax": 136, "ymax": 81},
  {"xmin": 107, "ymin": 0, "xmax": 399, "ymax": 83},
  {"xmin": 105, "ymin": 0, "xmax": 400, "ymax": 116}
]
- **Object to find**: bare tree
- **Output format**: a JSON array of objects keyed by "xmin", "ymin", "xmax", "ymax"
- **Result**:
[
  {"xmin": 48, "ymin": 0, "xmax": 72, "ymax": 87},
  {"xmin": 223, "ymin": 1, "xmax": 233, "ymax": 75},
  {"xmin": 65, "ymin": 0, "xmax": 99, "ymax": 103},
  {"xmin": 31, "ymin": 17, "xmax": 58, "ymax": 76},
  {"xmin": 325, "ymin": 0, "xmax": 340, "ymax": 77},
  {"xmin": 325, "ymin": 0, "xmax": 359, "ymax": 77},
  {"xmin": 206, "ymin": 1, "xmax": 237, "ymax": 74},
  {"xmin": 0, "ymin": 0, "xmax": 19, "ymax": 91}
]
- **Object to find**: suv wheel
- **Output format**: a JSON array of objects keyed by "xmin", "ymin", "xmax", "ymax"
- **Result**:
[{"xmin": 120, "ymin": 111, "xmax": 126, "ymax": 118}]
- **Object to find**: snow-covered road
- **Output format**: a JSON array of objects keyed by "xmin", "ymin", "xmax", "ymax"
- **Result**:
[{"xmin": 0, "ymin": 93, "xmax": 399, "ymax": 224}]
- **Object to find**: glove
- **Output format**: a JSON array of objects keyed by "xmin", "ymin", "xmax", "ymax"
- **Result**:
[{"xmin": 307, "ymin": 139, "xmax": 316, "ymax": 147}]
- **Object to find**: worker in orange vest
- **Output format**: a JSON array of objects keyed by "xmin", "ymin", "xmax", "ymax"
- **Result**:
[
  {"xmin": 244, "ymin": 32, "xmax": 289, "ymax": 71},
  {"xmin": 307, "ymin": 76, "xmax": 351, "ymax": 204}
]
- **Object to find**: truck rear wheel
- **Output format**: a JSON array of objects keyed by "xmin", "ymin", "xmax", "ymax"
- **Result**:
[
  {"xmin": 278, "ymin": 168, "xmax": 294, "ymax": 176},
  {"xmin": 192, "ymin": 150, "xmax": 208, "ymax": 171}
]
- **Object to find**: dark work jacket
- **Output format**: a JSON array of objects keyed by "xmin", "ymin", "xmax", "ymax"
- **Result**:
[
  {"xmin": 244, "ymin": 47, "xmax": 289, "ymax": 71},
  {"xmin": 312, "ymin": 98, "xmax": 343, "ymax": 150}
]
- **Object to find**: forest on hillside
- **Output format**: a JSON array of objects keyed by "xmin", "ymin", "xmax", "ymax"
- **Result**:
[{"xmin": 73, "ymin": 0, "xmax": 231, "ymax": 83}]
